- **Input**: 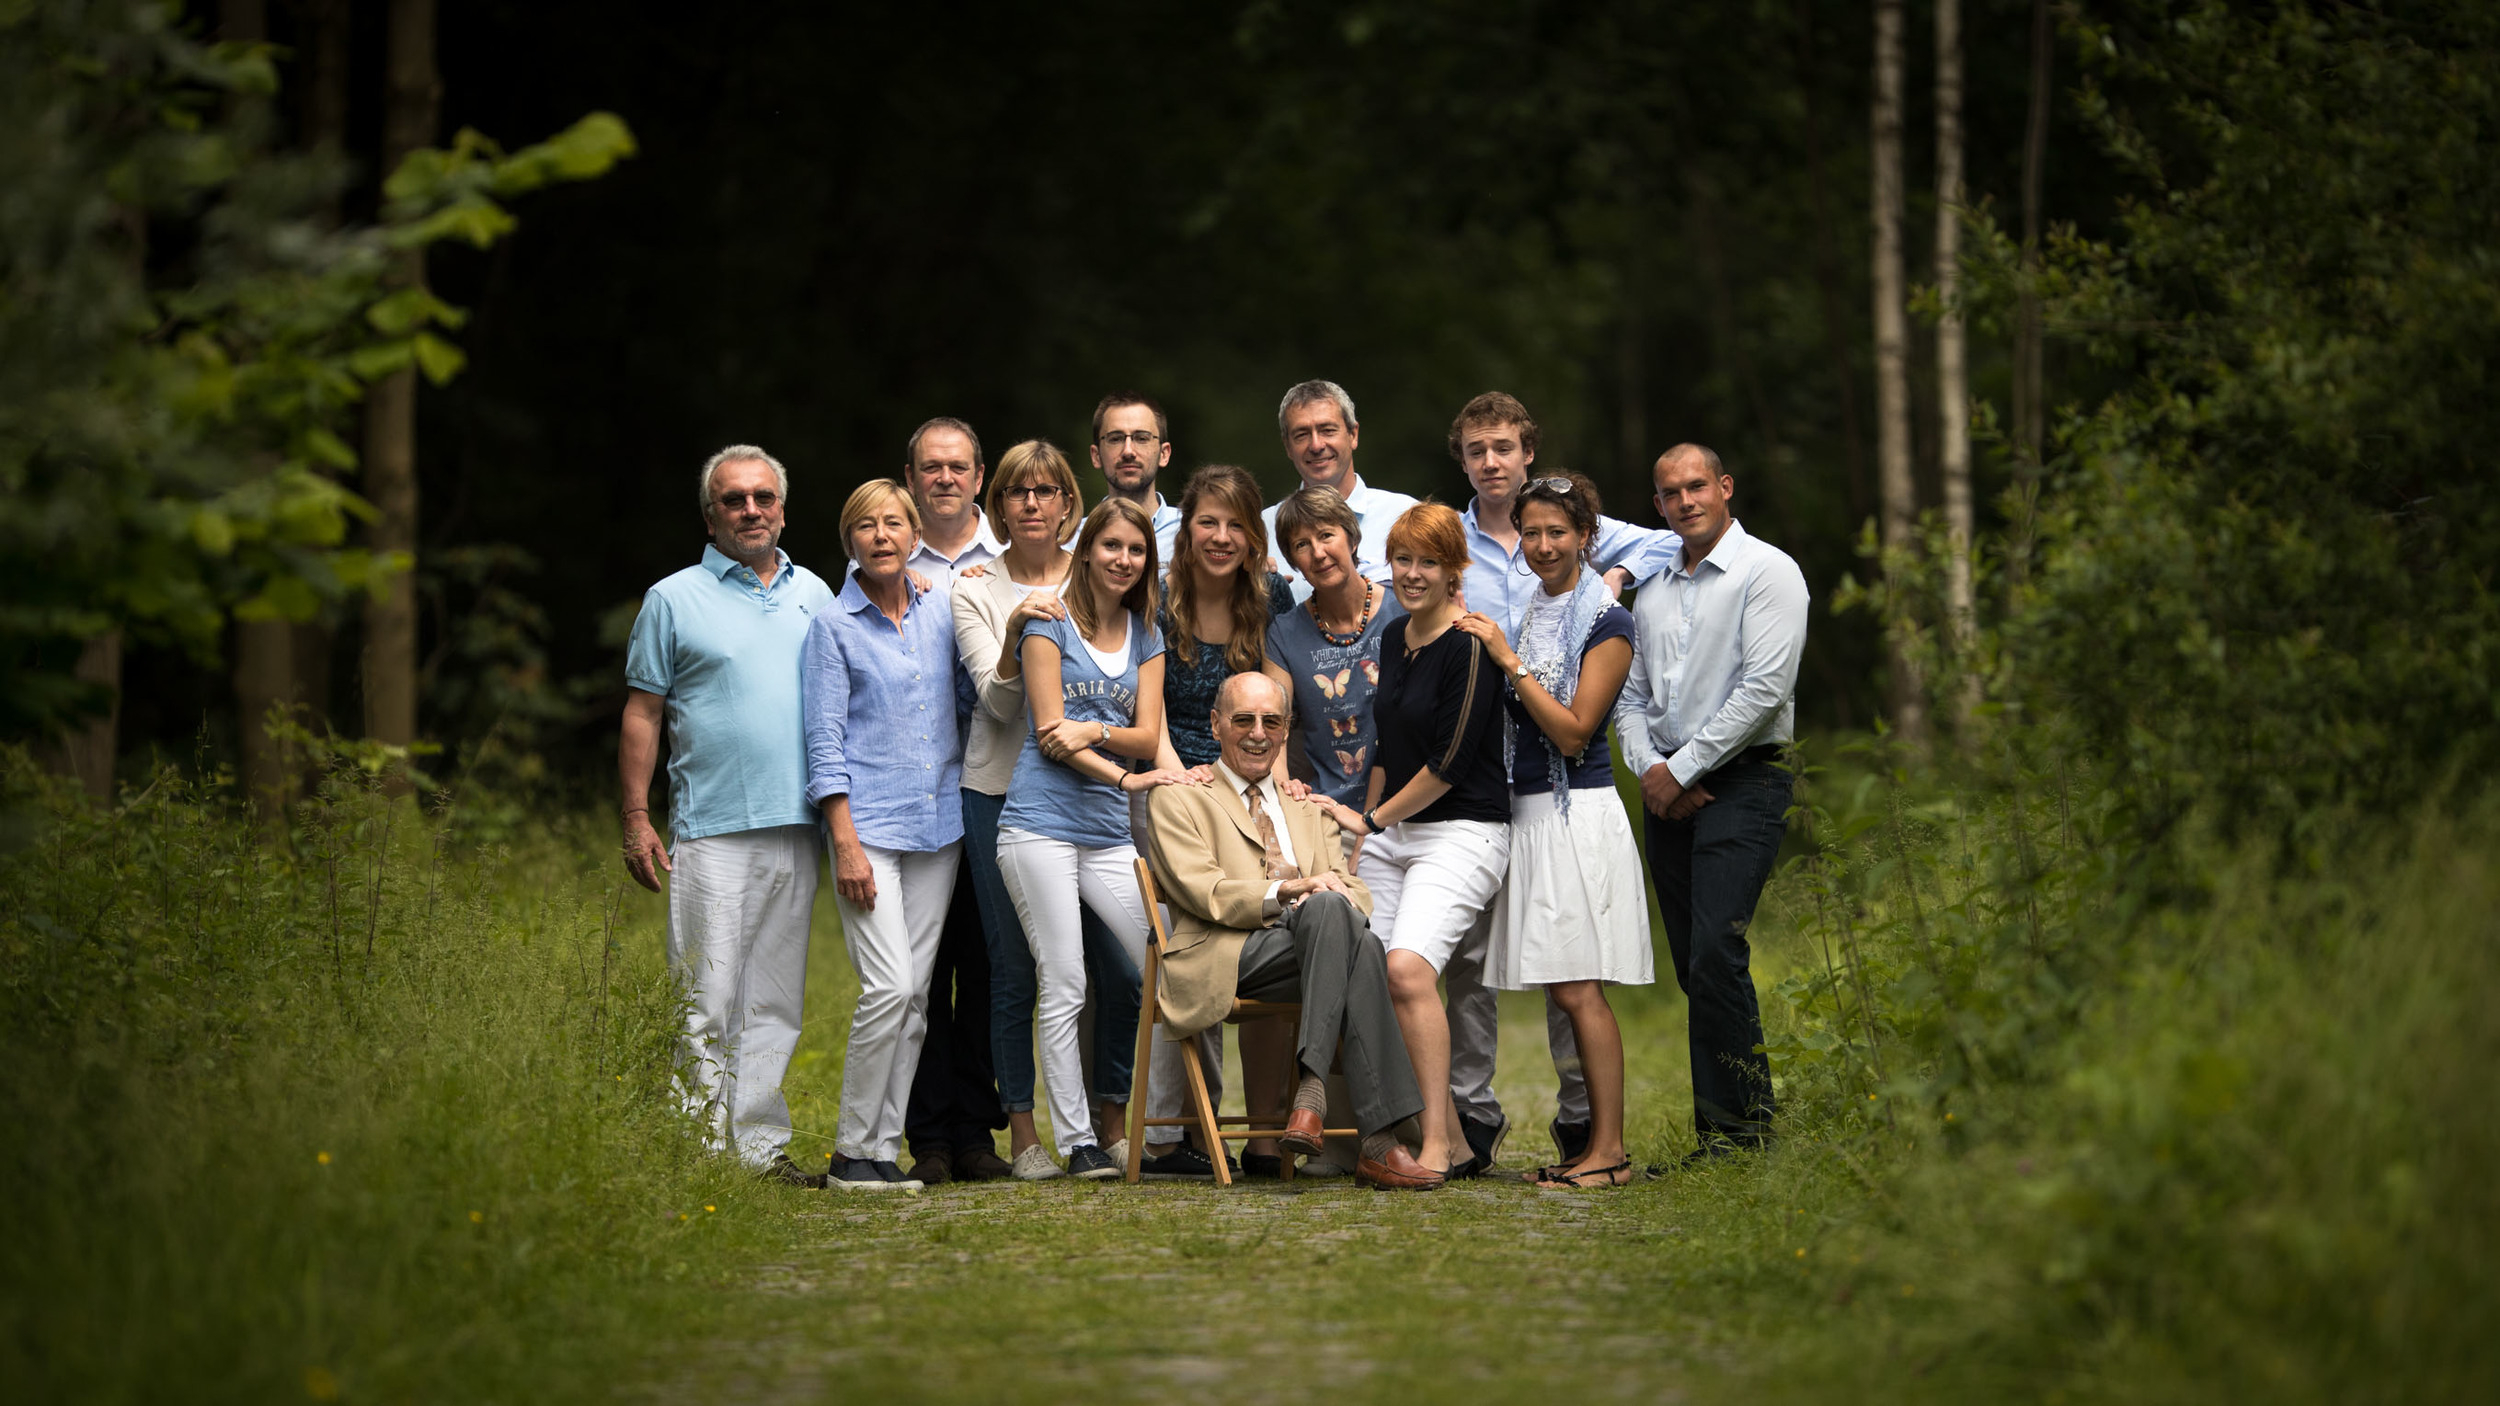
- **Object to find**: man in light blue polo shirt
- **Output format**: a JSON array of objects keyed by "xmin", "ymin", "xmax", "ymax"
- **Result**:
[{"xmin": 621, "ymin": 444, "xmax": 837, "ymax": 1185}]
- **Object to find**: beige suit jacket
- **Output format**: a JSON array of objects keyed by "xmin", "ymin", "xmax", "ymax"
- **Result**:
[{"xmin": 1144, "ymin": 778, "xmax": 1373, "ymax": 1040}]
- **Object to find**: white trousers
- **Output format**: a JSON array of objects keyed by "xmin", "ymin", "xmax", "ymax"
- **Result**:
[
  {"xmin": 1361, "ymin": 818, "xmax": 1510, "ymax": 971},
  {"xmin": 997, "ymin": 834, "xmax": 1150, "ymax": 1157},
  {"xmin": 830, "ymin": 841, "xmax": 964, "ymax": 1162},
  {"xmin": 666, "ymin": 826, "xmax": 819, "ymax": 1167}
]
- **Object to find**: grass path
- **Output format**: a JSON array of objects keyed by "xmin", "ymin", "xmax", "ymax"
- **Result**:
[{"xmin": 629, "ymin": 891, "xmax": 1867, "ymax": 1403}]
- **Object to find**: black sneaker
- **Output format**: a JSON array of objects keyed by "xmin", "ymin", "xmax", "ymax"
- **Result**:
[
  {"xmin": 1461, "ymin": 1113, "xmax": 1511, "ymax": 1172},
  {"xmin": 758, "ymin": 1152, "xmax": 823, "ymax": 1188},
  {"xmin": 1138, "ymin": 1144, "xmax": 1215, "ymax": 1178},
  {"xmin": 826, "ymin": 1154, "xmax": 918, "ymax": 1191},
  {"xmin": 1549, "ymin": 1117, "xmax": 1591, "ymax": 1166},
  {"xmin": 1240, "ymin": 1152, "xmax": 1285, "ymax": 1180},
  {"xmin": 1066, "ymin": 1143, "xmax": 1120, "ymax": 1180}
]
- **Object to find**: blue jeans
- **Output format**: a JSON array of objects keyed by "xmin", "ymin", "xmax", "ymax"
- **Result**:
[
  {"xmin": 960, "ymin": 789, "xmax": 1137, "ymax": 1111},
  {"xmin": 1642, "ymin": 756, "xmax": 1790, "ymax": 1144}
]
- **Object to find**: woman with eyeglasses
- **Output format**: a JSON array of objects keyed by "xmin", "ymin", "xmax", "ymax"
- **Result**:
[
  {"xmin": 993, "ymin": 495, "xmax": 1197, "ymax": 1180},
  {"xmin": 953, "ymin": 441, "xmax": 1144, "ymax": 1180},
  {"xmin": 801, "ymin": 479, "xmax": 966, "ymax": 1191},
  {"xmin": 1313, "ymin": 501, "xmax": 1510, "ymax": 1180},
  {"xmin": 1453, "ymin": 472, "xmax": 1647, "ymax": 1189}
]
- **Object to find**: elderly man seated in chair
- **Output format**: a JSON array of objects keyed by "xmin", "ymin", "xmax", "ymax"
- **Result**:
[{"xmin": 1145, "ymin": 672, "xmax": 1444, "ymax": 1191}]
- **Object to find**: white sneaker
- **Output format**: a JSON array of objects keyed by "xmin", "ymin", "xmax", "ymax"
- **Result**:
[
  {"xmin": 1011, "ymin": 1144, "xmax": 1066, "ymax": 1181},
  {"xmin": 1104, "ymin": 1138, "xmax": 1130, "ymax": 1170}
]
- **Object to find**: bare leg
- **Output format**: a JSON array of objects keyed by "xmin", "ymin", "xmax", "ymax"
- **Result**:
[
  {"xmin": 1239, "ymin": 1019, "xmax": 1289, "ymax": 1160},
  {"xmin": 1008, "ymin": 1109, "xmax": 1041, "ymax": 1157},
  {"xmin": 1545, "ymin": 980, "xmax": 1629, "ymax": 1182},
  {"xmin": 1094, "ymin": 1099, "xmax": 1127, "ymax": 1145},
  {"xmin": 1386, "ymin": 950, "xmax": 1456, "ymax": 1171}
]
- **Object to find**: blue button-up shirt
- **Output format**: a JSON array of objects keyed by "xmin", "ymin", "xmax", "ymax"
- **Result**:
[
  {"xmin": 626, "ymin": 545, "xmax": 836, "ymax": 844},
  {"xmin": 800, "ymin": 572, "xmax": 966, "ymax": 853},
  {"xmin": 1611, "ymin": 519, "xmax": 1810, "ymax": 786},
  {"xmin": 1460, "ymin": 498, "xmax": 1683, "ymax": 635}
]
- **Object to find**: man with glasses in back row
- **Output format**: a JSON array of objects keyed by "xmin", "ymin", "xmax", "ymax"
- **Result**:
[{"xmin": 1091, "ymin": 392, "xmax": 1182, "ymax": 562}]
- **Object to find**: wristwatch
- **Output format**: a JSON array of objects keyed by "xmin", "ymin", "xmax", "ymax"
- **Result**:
[
  {"xmin": 1361, "ymin": 808, "xmax": 1381, "ymax": 834},
  {"xmin": 1511, "ymin": 661, "xmax": 1531, "ymax": 681}
]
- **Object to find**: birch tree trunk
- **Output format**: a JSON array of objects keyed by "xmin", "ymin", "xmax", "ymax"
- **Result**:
[
  {"xmin": 1872, "ymin": 0, "xmax": 1928, "ymax": 750},
  {"xmin": 362, "ymin": 0, "xmax": 437, "ymax": 750},
  {"xmin": 2009, "ymin": 0, "xmax": 2054, "ymax": 587},
  {"xmin": 1936, "ymin": 0, "xmax": 1977, "ymax": 728}
]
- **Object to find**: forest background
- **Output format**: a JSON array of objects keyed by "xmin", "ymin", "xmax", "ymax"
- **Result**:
[{"xmin": 3, "ymin": 0, "xmax": 2494, "ymax": 1401}]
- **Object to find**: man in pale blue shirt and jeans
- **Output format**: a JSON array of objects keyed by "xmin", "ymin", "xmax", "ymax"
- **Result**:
[
  {"xmin": 620, "ymin": 444, "xmax": 837, "ymax": 1185},
  {"xmin": 1612, "ymin": 442, "xmax": 1809, "ymax": 1169}
]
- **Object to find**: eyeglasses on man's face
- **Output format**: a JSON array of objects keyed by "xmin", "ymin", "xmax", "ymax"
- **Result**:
[
  {"xmin": 1099, "ymin": 431, "xmax": 1161, "ymax": 450},
  {"xmin": 715, "ymin": 490, "xmax": 780, "ymax": 511},
  {"xmin": 1003, "ymin": 483, "xmax": 1066, "ymax": 503}
]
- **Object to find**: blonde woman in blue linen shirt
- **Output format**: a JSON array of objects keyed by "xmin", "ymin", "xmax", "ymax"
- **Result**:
[
  {"xmin": 993, "ymin": 497, "xmax": 1198, "ymax": 1179},
  {"xmin": 801, "ymin": 478, "xmax": 971, "ymax": 1192}
]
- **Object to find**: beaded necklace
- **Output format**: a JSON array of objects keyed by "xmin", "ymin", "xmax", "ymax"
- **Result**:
[{"xmin": 1307, "ymin": 577, "xmax": 1377, "ymax": 647}]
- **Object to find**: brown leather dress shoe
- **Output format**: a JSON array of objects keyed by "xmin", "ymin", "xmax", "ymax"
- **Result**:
[
  {"xmin": 1356, "ymin": 1144, "xmax": 1446, "ymax": 1191},
  {"xmin": 1280, "ymin": 1107, "xmax": 1326, "ymax": 1156}
]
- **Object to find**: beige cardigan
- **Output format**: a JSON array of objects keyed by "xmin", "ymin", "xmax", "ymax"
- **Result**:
[{"xmin": 952, "ymin": 561, "xmax": 1069, "ymax": 796}]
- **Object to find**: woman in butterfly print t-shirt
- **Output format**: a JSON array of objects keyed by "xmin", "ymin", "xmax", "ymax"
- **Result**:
[{"xmin": 1266, "ymin": 485, "xmax": 1406, "ymax": 808}]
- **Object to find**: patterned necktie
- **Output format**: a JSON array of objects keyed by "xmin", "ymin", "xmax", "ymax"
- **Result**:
[{"xmin": 1242, "ymin": 784, "xmax": 1300, "ymax": 881}]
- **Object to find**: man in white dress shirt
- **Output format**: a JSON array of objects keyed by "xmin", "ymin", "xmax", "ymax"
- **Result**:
[
  {"xmin": 903, "ymin": 417, "xmax": 1008, "ymax": 580},
  {"xmin": 1611, "ymin": 442, "xmax": 1809, "ymax": 1167},
  {"xmin": 1090, "ymin": 393, "xmax": 1184, "ymax": 562},
  {"xmin": 1261, "ymin": 380, "xmax": 1419, "ymax": 600},
  {"xmin": 889, "ymin": 416, "xmax": 1015, "ymax": 1184}
]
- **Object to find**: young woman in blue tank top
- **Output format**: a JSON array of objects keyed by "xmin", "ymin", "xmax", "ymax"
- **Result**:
[{"xmin": 994, "ymin": 498, "xmax": 1198, "ymax": 1179}]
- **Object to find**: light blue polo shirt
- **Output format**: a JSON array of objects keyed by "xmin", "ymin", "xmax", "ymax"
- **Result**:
[{"xmin": 626, "ymin": 544, "xmax": 837, "ymax": 845}]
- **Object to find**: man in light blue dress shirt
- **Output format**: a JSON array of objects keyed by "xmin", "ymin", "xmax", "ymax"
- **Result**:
[
  {"xmin": 1262, "ymin": 380, "xmax": 1421, "ymax": 601},
  {"xmin": 1443, "ymin": 391, "xmax": 1685, "ymax": 1173},
  {"xmin": 1612, "ymin": 442, "xmax": 1809, "ymax": 1168},
  {"xmin": 620, "ymin": 445, "xmax": 837, "ymax": 1185},
  {"xmin": 1091, "ymin": 393, "xmax": 1184, "ymax": 563}
]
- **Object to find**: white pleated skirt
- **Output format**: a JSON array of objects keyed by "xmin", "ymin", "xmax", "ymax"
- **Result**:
[{"xmin": 1487, "ymin": 784, "xmax": 1655, "ymax": 990}]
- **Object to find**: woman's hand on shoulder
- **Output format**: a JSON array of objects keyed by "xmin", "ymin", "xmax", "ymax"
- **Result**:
[
  {"xmin": 1277, "ymin": 776, "xmax": 1314, "ymax": 803},
  {"xmin": 1122, "ymin": 767, "xmax": 1203, "ymax": 792},
  {"xmin": 1006, "ymin": 589, "xmax": 1068, "ymax": 630},
  {"xmin": 1453, "ymin": 612, "xmax": 1519, "ymax": 671},
  {"xmin": 958, "ymin": 562, "xmax": 989, "ymax": 580}
]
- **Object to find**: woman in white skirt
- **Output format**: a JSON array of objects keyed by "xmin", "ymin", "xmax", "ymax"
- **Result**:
[{"xmin": 1457, "ymin": 472, "xmax": 1649, "ymax": 1188}]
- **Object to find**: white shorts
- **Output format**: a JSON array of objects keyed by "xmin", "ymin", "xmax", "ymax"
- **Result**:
[{"xmin": 1357, "ymin": 817, "xmax": 1509, "ymax": 972}]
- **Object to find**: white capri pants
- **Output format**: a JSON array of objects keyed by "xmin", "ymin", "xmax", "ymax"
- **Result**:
[
  {"xmin": 666, "ymin": 825, "xmax": 820, "ymax": 1168},
  {"xmin": 996, "ymin": 831, "xmax": 1151, "ymax": 1157},
  {"xmin": 1359, "ymin": 818, "xmax": 1511, "ymax": 971},
  {"xmin": 829, "ymin": 840, "xmax": 964, "ymax": 1163}
]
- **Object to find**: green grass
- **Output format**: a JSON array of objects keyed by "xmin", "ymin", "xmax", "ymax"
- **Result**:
[{"xmin": 4, "ymin": 747, "xmax": 2493, "ymax": 1402}]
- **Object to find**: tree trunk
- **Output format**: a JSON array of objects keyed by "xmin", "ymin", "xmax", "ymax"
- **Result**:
[
  {"xmin": 1872, "ymin": 0, "xmax": 1927, "ymax": 751},
  {"xmin": 50, "ymin": 635, "xmax": 122, "ymax": 802},
  {"xmin": 362, "ymin": 0, "xmax": 437, "ymax": 750},
  {"xmin": 2009, "ymin": 0, "xmax": 2054, "ymax": 587},
  {"xmin": 1792, "ymin": 0, "xmax": 1873, "ymax": 524},
  {"xmin": 1935, "ymin": 0, "xmax": 1976, "ymax": 730}
]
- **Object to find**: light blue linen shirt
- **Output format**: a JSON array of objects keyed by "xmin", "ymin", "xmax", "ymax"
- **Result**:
[
  {"xmin": 800, "ymin": 572, "xmax": 966, "ymax": 853},
  {"xmin": 1611, "ymin": 519, "xmax": 1810, "ymax": 787},
  {"xmin": 625, "ymin": 545, "xmax": 837, "ymax": 844},
  {"xmin": 1150, "ymin": 493, "xmax": 1183, "ymax": 565},
  {"xmin": 1459, "ymin": 498, "xmax": 1683, "ymax": 634},
  {"xmin": 1263, "ymin": 474, "xmax": 1421, "ymax": 602}
]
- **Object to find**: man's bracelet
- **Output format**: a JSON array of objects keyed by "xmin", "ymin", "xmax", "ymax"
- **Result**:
[{"xmin": 622, "ymin": 807, "xmax": 648, "ymax": 819}]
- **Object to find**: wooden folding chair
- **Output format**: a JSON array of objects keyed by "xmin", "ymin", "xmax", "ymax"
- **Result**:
[{"xmin": 1124, "ymin": 857, "xmax": 1357, "ymax": 1185}]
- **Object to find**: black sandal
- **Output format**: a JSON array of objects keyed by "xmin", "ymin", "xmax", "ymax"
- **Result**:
[{"xmin": 1536, "ymin": 1158, "xmax": 1633, "ymax": 1189}]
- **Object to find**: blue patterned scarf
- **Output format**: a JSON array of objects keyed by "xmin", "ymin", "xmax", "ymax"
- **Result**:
[{"xmin": 1504, "ymin": 565, "xmax": 1614, "ymax": 816}]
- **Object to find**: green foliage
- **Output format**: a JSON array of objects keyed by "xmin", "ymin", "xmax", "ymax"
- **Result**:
[
  {"xmin": 1971, "ymin": 0, "xmax": 2500, "ymax": 835},
  {"xmin": 0, "ymin": 1, "xmax": 633, "ymax": 741},
  {"xmin": 0, "ymin": 743, "xmax": 779, "ymax": 1401}
]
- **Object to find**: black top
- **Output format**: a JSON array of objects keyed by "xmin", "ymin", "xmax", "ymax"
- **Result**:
[
  {"xmin": 1508, "ymin": 604, "xmax": 1637, "ymax": 793},
  {"xmin": 1158, "ymin": 571, "xmax": 1295, "ymax": 768},
  {"xmin": 1374, "ymin": 618, "xmax": 1511, "ymax": 825}
]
